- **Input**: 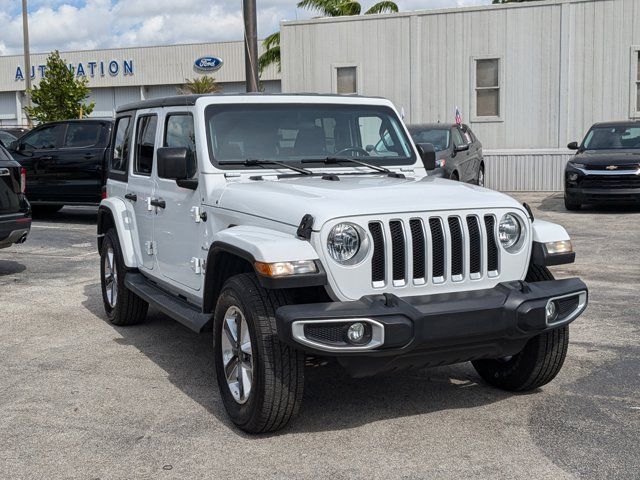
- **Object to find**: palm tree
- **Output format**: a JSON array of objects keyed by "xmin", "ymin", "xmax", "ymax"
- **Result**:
[
  {"xmin": 258, "ymin": 0, "xmax": 398, "ymax": 74},
  {"xmin": 179, "ymin": 76, "xmax": 220, "ymax": 94}
]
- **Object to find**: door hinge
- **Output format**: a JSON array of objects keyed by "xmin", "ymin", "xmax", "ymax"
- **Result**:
[
  {"xmin": 145, "ymin": 241, "xmax": 155, "ymax": 255},
  {"xmin": 146, "ymin": 197, "xmax": 154, "ymax": 212},
  {"xmin": 190, "ymin": 257, "xmax": 206, "ymax": 274},
  {"xmin": 191, "ymin": 206, "xmax": 202, "ymax": 223}
]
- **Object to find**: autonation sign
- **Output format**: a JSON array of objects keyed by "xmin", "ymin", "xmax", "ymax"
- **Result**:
[{"xmin": 15, "ymin": 59, "xmax": 134, "ymax": 81}]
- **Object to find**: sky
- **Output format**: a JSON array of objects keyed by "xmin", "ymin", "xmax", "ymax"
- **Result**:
[{"xmin": 0, "ymin": 0, "xmax": 491, "ymax": 56}]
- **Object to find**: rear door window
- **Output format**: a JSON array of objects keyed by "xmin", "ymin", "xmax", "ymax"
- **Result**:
[
  {"xmin": 63, "ymin": 123, "xmax": 102, "ymax": 148},
  {"xmin": 111, "ymin": 117, "xmax": 132, "ymax": 174},
  {"xmin": 134, "ymin": 115, "xmax": 158, "ymax": 176}
]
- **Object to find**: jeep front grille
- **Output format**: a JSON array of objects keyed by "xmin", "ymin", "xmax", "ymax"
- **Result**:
[{"xmin": 368, "ymin": 214, "xmax": 500, "ymax": 287}]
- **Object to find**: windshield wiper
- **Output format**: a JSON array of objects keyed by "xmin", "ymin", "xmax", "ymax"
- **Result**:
[
  {"xmin": 301, "ymin": 157, "xmax": 405, "ymax": 178},
  {"xmin": 218, "ymin": 159, "xmax": 313, "ymax": 176}
]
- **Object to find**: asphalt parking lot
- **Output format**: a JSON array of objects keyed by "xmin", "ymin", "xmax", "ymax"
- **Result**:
[{"xmin": 1, "ymin": 193, "xmax": 638, "ymax": 479}]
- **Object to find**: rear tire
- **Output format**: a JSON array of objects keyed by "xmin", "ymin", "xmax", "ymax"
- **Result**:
[
  {"xmin": 213, "ymin": 273, "xmax": 305, "ymax": 433},
  {"xmin": 472, "ymin": 265, "xmax": 570, "ymax": 391},
  {"xmin": 564, "ymin": 194, "xmax": 581, "ymax": 211},
  {"xmin": 100, "ymin": 229, "xmax": 148, "ymax": 326}
]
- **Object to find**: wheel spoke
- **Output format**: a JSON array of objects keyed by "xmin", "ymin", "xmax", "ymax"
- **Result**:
[
  {"xmin": 224, "ymin": 318, "xmax": 238, "ymax": 345},
  {"xmin": 224, "ymin": 355, "xmax": 239, "ymax": 382}
]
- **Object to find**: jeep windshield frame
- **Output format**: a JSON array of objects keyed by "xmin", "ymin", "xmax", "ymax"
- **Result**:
[{"xmin": 204, "ymin": 103, "xmax": 416, "ymax": 170}]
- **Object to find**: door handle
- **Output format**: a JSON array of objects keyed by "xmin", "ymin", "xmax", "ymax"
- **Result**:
[
  {"xmin": 84, "ymin": 154, "xmax": 95, "ymax": 159},
  {"xmin": 125, "ymin": 193, "xmax": 137, "ymax": 202},
  {"xmin": 149, "ymin": 198, "xmax": 166, "ymax": 209},
  {"xmin": 40, "ymin": 156, "xmax": 53, "ymax": 161}
]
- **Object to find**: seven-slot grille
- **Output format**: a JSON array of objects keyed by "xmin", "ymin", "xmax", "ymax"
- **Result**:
[{"xmin": 368, "ymin": 215, "xmax": 499, "ymax": 287}]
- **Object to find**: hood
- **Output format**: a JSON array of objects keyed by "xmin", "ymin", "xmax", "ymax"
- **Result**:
[
  {"xmin": 217, "ymin": 174, "xmax": 524, "ymax": 227},
  {"xmin": 573, "ymin": 150, "xmax": 640, "ymax": 167}
]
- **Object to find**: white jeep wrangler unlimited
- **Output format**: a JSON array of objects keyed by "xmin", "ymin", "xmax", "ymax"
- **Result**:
[{"xmin": 98, "ymin": 94, "xmax": 588, "ymax": 433}]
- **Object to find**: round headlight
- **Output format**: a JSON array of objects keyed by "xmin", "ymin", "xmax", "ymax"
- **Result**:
[
  {"xmin": 327, "ymin": 223, "xmax": 361, "ymax": 263},
  {"xmin": 498, "ymin": 214, "xmax": 522, "ymax": 251}
]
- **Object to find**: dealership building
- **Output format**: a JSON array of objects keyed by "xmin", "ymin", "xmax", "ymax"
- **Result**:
[
  {"xmin": 0, "ymin": 41, "xmax": 281, "ymax": 124},
  {"xmin": 1, "ymin": 0, "xmax": 637, "ymax": 191}
]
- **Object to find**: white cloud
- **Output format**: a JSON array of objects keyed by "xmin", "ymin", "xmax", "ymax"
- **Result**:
[{"xmin": 0, "ymin": 0, "xmax": 491, "ymax": 56}]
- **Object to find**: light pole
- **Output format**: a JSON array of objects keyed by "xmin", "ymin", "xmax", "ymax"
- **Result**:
[
  {"xmin": 21, "ymin": 0, "xmax": 32, "ymax": 126},
  {"xmin": 243, "ymin": 0, "xmax": 259, "ymax": 93}
]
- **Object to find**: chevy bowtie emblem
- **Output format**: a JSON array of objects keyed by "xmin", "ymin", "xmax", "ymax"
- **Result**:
[{"xmin": 605, "ymin": 165, "xmax": 618, "ymax": 170}]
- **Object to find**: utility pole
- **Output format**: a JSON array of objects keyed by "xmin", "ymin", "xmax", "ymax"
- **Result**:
[
  {"xmin": 243, "ymin": 0, "xmax": 259, "ymax": 93},
  {"xmin": 21, "ymin": 0, "xmax": 32, "ymax": 126}
]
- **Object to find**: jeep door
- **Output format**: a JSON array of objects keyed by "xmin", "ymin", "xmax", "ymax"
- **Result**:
[
  {"xmin": 127, "ymin": 113, "xmax": 158, "ymax": 271},
  {"xmin": 153, "ymin": 111, "xmax": 202, "ymax": 291},
  {"xmin": 11, "ymin": 123, "xmax": 64, "ymax": 203},
  {"xmin": 56, "ymin": 122, "xmax": 110, "ymax": 204}
]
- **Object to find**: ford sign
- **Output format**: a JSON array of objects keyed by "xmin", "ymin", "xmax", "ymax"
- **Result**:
[{"xmin": 194, "ymin": 56, "xmax": 223, "ymax": 71}]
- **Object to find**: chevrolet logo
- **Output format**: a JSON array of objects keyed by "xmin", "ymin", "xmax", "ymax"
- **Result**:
[{"xmin": 605, "ymin": 165, "xmax": 618, "ymax": 170}]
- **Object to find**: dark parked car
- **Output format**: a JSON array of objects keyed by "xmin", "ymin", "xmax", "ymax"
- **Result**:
[
  {"xmin": 0, "ymin": 130, "xmax": 18, "ymax": 148},
  {"xmin": 7, "ymin": 119, "xmax": 113, "ymax": 212},
  {"xmin": 565, "ymin": 121, "xmax": 640, "ymax": 209},
  {"xmin": 0, "ymin": 144, "xmax": 31, "ymax": 248},
  {"xmin": 408, "ymin": 123, "xmax": 485, "ymax": 185},
  {"xmin": 0, "ymin": 126, "xmax": 30, "ymax": 139}
]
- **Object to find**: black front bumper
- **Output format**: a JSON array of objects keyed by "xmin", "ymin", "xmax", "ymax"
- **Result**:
[{"xmin": 276, "ymin": 278, "xmax": 588, "ymax": 377}]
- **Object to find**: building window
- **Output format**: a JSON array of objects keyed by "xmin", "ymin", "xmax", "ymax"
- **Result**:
[
  {"xmin": 336, "ymin": 66, "xmax": 357, "ymax": 94},
  {"xmin": 474, "ymin": 58, "xmax": 500, "ymax": 118}
]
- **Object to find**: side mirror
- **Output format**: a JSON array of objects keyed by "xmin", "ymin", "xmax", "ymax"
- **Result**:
[
  {"xmin": 454, "ymin": 143, "xmax": 470, "ymax": 153},
  {"xmin": 8, "ymin": 141, "xmax": 19, "ymax": 151},
  {"xmin": 567, "ymin": 141, "xmax": 579, "ymax": 150},
  {"xmin": 157, "ymin": 147, "xmax": 198, "ymax": 190},
  {"xmin": 416, "ymin": 143, "xmax": 437, "ymax": 170}
]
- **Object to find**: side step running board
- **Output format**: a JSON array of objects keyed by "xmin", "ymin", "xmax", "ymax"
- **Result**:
[{"xmin": 125, "ymin": 272, "xmax": 211, "ymax": 333}]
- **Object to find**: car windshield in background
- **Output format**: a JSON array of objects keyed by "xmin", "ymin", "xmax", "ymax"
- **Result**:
[
  {"xmin": 205, "ymin": 104, "xmax": 415, "ymax": 169},
  {"xmin": 409, "ymin": 128, "xmax": 450, "ymax": 152},
  {"xmin": 583, "ymin": 126, "xmax": 640, "ymax": 150}
]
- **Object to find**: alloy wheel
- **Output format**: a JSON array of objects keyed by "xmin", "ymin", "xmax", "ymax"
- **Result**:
[
  {"xmin": 103, "ymin": 245, "xmax": 118, "ymax": 308},
  {"xmin": 220, "ymin": 306, "xmax": 254, "ymax": 404}
]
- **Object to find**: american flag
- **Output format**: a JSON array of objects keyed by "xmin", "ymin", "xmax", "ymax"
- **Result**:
[{"xmin": 455, "ymin": 107, "xmax": 462, "ymax": 125}]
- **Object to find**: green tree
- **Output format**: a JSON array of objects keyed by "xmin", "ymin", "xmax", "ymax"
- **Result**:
[
  {"xmin": 24, "ymin": 50, "xmax": 94, "ymax": 123},
  {"xmin": 258, "ymin": 0, "xmax": 398, "ymax": 74},
  {"xmin": 179, "ymin": 75, "xmax": 221, "ymax": 94}
]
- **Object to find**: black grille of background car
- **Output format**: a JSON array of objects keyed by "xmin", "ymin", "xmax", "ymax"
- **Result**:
[
  {"xmin": 369, "ymin": 215, "xmax": 499, "ymax": 285},
  {"xmin": 555, "ymin": 295, "xmax": 580, "ymax": 320},
  {"xmin": 369, "ymin": 223, "xmax": 386, "ymax": 283},
  {"xmin": 584, "ymin": 163, "xmax": 639, "ymax": 171},
  {"xmin": 304, "ymin": 323, "xmax": 347, "ymax": 344},
  {"xmin": 484, "ymin": 215, "xmax": 499, "ymax": 272},
  {"xmin": 580, "ymin": 175, "xmax": 640, "ymax": 189}
]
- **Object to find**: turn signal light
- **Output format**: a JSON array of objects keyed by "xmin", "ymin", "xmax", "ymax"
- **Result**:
[
  {"xmin": 544, "ymin": 240, "xmax": 573, "ymax": 254},
  {"xmin": 254, "ymin": 260, "xmax": 317, "ymax": 277}
]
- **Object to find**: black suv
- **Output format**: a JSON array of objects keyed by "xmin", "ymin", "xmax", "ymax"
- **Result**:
[
  {"xmin": 7, "ymin": 119, "xmax": 113, "ymax": 212},
  {"xmin": 565, "ymin": 121, "xmax": 640, "ymax": 209},
  {"xmin": 0, "ymin": 144, "xmax": 31, "ymax": 248},
  {"xmin": 408, "ymin": 123, "xmax": 485, "ymax": 186}
]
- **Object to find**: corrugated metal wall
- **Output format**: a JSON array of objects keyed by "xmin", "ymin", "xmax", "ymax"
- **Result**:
[
  {"xmin": 281, "ymin": 0, "xmax": 640, "ymax": 151},
  {"xmin": 484, "ymin": 150, "xmax": 573, "ymax": 191}
]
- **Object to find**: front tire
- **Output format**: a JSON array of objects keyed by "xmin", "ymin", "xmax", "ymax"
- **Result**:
[
  {"xmin": 213, "ymin": 273, "xmax": 305, "ymax": 433},
  {"xmin": 564, "ymin": 194, "xmax": 581, "ymax": 211},
  {"xmin": 472, "ymin": 265, "xmax": 569, "ymax": 391},
  {"xmin": 477, "ymin": 163, "xmax": 485, "ymax": 187},
  {"xmin": 100, "ymin": 229, "xmax": 148, "ymax": 325}
]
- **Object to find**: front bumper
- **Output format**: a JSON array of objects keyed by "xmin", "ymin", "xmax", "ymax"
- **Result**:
[
  {"xmin": 276, "ymin": 278, "xmax": 587, "ymax": 376},
  {"xmin": 565, "ymin": 186, "xmax": 640, "ymax": 204}
]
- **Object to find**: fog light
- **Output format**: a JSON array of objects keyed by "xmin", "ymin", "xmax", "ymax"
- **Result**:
[
  {"xmin": 568, "ymin": 172, "xmax": 578, "ymax": 181},
  {"xmin": 347, "ymin": 322, "xmax": 366, "ymax": 344},
  {"xmin": 545, "ymin": 301, "xmax": 557, "ymax": 322}
]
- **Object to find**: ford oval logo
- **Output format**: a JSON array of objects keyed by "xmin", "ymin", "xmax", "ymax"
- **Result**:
[{"xmin": 194, "ymin": 56, "xmax": 223, "ymax": 71}]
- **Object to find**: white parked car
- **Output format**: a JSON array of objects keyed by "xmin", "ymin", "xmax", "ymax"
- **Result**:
[{"xmin": 97, "ymin": 94, "xmax": 588, "ymax": 433}]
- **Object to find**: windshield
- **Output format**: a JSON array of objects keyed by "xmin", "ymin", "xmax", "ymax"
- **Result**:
[
  {"xmin": 205, "ymin": 103, "xmax": 415, "ymax": 169},
  {"xmin": 582, "ymin": 126, "xmax": 640, "ymax": 150},
  {"xmin": 408, "ymin": 128, "xmax": 450, "ymax": 152}
]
